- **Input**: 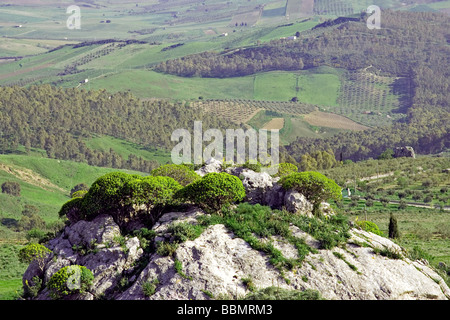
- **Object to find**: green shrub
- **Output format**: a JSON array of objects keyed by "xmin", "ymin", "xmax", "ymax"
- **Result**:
[
  {"xmin": 176, "ymin": 172, "xmax": 246, "ymax": 212},
  {"xmin": 18, "ymin": 243, "xmax": 52, "ymax": 271},
  {"xmin": 151, "ymin": 164, "xmax": 200, "ymax": 186},
  {"xmin": 271, "ymin": 162, "xmax": 298, "ymax": 178},
  {"xmin": 279, "ymin": 171, "xmax": 342, "ymax": 215},
  {"xmin": 174, "ymin": 259, "xmax": 192, "ymax": 280},
  {"xmin": 71, "ymin": 190, "xmax": 88, "ymax": 199},
  {"xmin": 290, "ymin": 213, "xmax": 350, "ymax": 250},
  {"xmin": 123, "ymin": 175, "xmax": 182, "ymax": 209},
  {"xmin": 47, "ymin": 265, "xmax": 94, "ymax": 299},
  {"xmin": 58, "ymin": 197, "xmax": 84, "ymax": 223},
  {"xmin": 79, "ymin": 172, "xmax": 141, "ymax": 218},
  {"xmin": 142, "ymin": 278, "xmax": 159, "ymax": 297},
  {"xmin": 241, "ymin": 276, "xmax": 256, "ymax": 292},
  {"xmin": 26, "ymin": 228, "xmax": 47, "ymax": 242},
  {"xmin": 168, "ymin": 222, "xmax": 205, "ymax": 243},
  {"xmin": 23, "ymin": 276, "xmax": 42, "ymax": 299},
  {"xmin": 355, "ymin": 220, "xmax": 383, "ymax": 236},
  {"xmin": 70, "ymin": 183, "xmax": 89, "ymax": 198},
  {"xmin": 388, "ymin": 213, "xmax": 400, "ymax": 239},
  {"xmin": 242, "ymin": 161, "xmax": 262, "ymax": 173},
  {"xmin": 1, "ymin": 181, "xmax": 21, "ymax": 196},
  {"xmin": 155, "ymin": 241, "xmax": 178, "ymax": 257},
  {"xmin": 17, "ymin": 212, "xmax": 46, "ymax": 232},
  {"xmin": 132, "ymin": 228, "xmax": 156, "ymax": 252}
]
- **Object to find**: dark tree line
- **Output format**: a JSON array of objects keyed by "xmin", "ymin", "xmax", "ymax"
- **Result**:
[
  {"xmin": 154, "ymin": 48, "xmax": 305, "ymax": 78},
  {"xmin": 0, "ymin": 85, "xmax": 240, "ymax": 172}
]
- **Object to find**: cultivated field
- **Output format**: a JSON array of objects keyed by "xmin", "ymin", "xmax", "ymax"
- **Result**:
[
  {"xmin": 286, "ymin": 0, "xmax": 308, "ymax": 19},
  {"xmin": 303, "ymin": 110, "xmax": 370, "ymax": 131},
  {"xmin": 191, "ymin": 99, "xmax": 316, "ymax": 124},
  {"xmin": 262, "ymin": 117, "xmax": 285, "ymax": 130},
  {"xmin": 334, "ymin": 69, "xmax": 411, "ymax": 127},
  {"xmin": 230, "ymin": 7, "xmax": 263, "ymax": 27}
]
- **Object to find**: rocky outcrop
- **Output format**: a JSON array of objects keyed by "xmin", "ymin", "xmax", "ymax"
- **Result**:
[
  {"xmin": 194, "ymin": 158, "xmax": 223, "ymax": 176},
  {"xmin": 22, "ymin": 162, "xmax": 450, "ymax": 300},
  {"xmin": 394, "ymin": 146, "xmax": 415, "ymax": 158},
  {"xmin": 25, "ymin": 206, "xmax": 450, "ymax": 300},
  {"xmin": 26, "ymin": 214, "xmax": 144, "ymax": 300},
  {"xmin": 283, "ymin": 190, "xmax": 314, "ymax": 217},
  {"xmin": 116, "ymin": 211, "xmax": 449, "ymax": 300}
]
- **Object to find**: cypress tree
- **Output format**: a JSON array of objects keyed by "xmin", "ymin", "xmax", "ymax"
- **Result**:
[{"xmin": 388, "ymin": 213, "xmax": 400, "ymax": 239}]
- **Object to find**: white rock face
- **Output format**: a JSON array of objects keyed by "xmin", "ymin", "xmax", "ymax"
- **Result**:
[
  {"xmin": 25, "ymin": 208, "xmax": 450, "ymax": 300},
  {"xmin": 119, "ymin": 224, "xmax": 282, "ymax": 300},
  {"xmin": 284, "ymin": 190, "xmax": 314, "ymax": 216},
  {"xmin": 116, "ymin": 220, "xmax": 449, "ymax": 300},
  {"xmin": 195, "ymin": 158, "xmax": 222, "ymax": 176}
]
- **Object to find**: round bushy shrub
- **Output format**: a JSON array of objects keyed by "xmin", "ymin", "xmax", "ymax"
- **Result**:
[
  {"xmin": 47, "ymin": 265, "xmax": 94, "ymax": 299},
  {"xmin": 271, "ymin": 162, "xmax": 298, "ymax": 178},
  {"xmin": 355, "ymin": 220, "xmax": 383, "ymax": 236},
  {"xmin": 176, "ymin": 172, "xmax": 246, "ymax": 212},
  {"xmin": 18, "ymin": 243, "xmax": 52, "ymax": 271},
  {"xmin": 280, "ymin": 171, "xmax": 342, "ymax": 215},
  {"xmin": 80, "ymin": 172, "xmax": 141, "ymax": 217},
  {"xmin": 151, "ymin": 164, "xmax": 200, "ymax": 186},
  {"xmin": 122, "ymin": 175, "xmax": 182, "ymax": 224},
  {"xmin": 58, "ymin": 197, "xmax": 84, "ymax": 223}
]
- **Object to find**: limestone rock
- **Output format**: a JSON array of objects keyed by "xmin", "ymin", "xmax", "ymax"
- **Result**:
[
  {"xmin": 226, "ymin": 167, "xmax": 285, "ymax": 209},
  {"xmin": 116, "ymin": 221, "xmax": 449, "ymax": 300},
  {"xmin": 239, "ymin": 169, "xmax": 274, "ymax": 205},
  {"xmin": 25, "ymin": 214, "xmax": 143, "ymax": 300},
  {"xmin": 118, "ymin": 224, "xmax": 282, "ymax": 300},
  {"xmin": 195, "ymin": 158, "xmax": 222, "ymax": 176},
  {"xmin": 283, "ymin": 190, "xmax": 314, "ymax": 216}
]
